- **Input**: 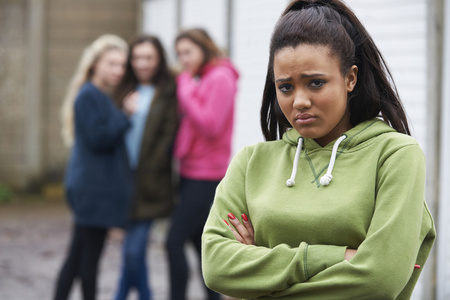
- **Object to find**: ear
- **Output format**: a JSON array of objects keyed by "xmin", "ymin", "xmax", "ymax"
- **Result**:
[{"xmin": 346, "ymin": 65, "xmax": 358, "ymax": 92}]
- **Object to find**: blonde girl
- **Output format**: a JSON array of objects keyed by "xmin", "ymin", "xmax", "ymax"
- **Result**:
[{"xmin": 54, "ymin": 34, "xmax": 135, "ymax": 300}]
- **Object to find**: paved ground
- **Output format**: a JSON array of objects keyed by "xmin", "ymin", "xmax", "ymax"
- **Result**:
[{"xmin": 0, "ymin": 195, "xmax": 228, "ymax": 300}]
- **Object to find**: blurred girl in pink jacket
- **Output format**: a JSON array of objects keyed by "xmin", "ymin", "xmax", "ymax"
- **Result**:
[{"xmin": 166, "ymin": 28, "xmax": 239, "ymax": 300}]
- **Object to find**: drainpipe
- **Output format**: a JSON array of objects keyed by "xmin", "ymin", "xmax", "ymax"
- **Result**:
[
  {"xmin": 25, "ymin": 0, "xmax": 44, "ymax": 190},
  {"xmin": 436, "ymin": 0, "xmax": 450, "ymax": 298}
]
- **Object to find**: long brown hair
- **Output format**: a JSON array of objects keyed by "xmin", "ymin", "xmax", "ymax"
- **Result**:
[
  {"xmin": 175, "ymin": 28, "xmax": 223, "ymax": 73},
  {"xmin": 261, "ymin": 0, "xmax": 410, "ymax": 141},
  {"xmin": 115, "ymin": 35, "xmax": 173, "ymax": 106}
]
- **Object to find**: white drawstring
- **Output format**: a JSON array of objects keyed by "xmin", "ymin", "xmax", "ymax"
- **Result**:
[
  {"xmin": 320, "ymin": 135, "xmax": 347, "ymax": 186},
  {"xmin": 286, "ymin": 137, "xmax": 303, "ymax": 187}
]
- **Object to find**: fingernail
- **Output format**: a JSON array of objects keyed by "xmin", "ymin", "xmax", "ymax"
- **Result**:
[
  {"xmin": 414, "ymin": 264, "xmax": 421, "ymax": 269},
  {"xmin": 228, "ymin": 213, "xmax": 236, "ymax": 220},
  {"xmin": 242, "ymin": 213, "xmax": 248, "ymax": 222},
  {"xmin": 223, "ymin": 219, "xmax": 229, "ymax": 226}
]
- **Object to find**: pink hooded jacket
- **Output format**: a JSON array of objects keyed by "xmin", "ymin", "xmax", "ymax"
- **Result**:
[{"xmin": 174, "ymin": 58, "xmax": 239, "ymax": 180}]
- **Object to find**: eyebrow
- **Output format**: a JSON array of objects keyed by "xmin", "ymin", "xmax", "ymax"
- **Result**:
[
  {"xmin": 275, "ymin": 77, "xmax": 292, "ymax": 83},
  {"xmin": 275, "ymin": 73, "xmax": 327, "ymax": 83},
  {"xmin": 301, "ymin": 73, "xmax": 326, "ymax": 78}
]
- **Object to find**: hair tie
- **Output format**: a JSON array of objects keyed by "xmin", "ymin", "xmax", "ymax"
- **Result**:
[{"xmin": 303, "ymin": 3, "xmax": 322, "ymax": 10}]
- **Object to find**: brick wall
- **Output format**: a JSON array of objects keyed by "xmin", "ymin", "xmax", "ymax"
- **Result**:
[
  {"xmin": 43, "ymin": 0, "xmax": 139, "ymax": 180},
  {"xmin": 0, "ymin": 0, "xmax": 139, "ymax": 188}
]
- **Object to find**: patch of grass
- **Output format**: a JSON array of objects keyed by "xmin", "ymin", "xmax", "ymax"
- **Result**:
[{"xmin": 0, "ymin": 184, "xmax": 14, "ymax": 203}]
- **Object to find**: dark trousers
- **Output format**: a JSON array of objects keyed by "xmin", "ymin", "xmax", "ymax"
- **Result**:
[
  {"xmin": 53, "ymin": 224, "xmax": 107, "ymax": 300},
  {"xmin": 166, "ymin": 177, "xmax": 221, "ymax": 300}
]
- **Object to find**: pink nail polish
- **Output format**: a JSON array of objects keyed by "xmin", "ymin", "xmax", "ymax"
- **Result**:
[
  {"xmin": 228, "ymin": 213, "xmax": 236, "ymax": 220},
  {"xmin": 242, "ymin": 213, "xmax": 248, "ymax": 222},
  {"xmin": 414, "ymin": 264, "xmax": 421, "ymax": 269},
  {"xmin": 223, "ymin": 219, "xmax": 229, "ymax": 226}
]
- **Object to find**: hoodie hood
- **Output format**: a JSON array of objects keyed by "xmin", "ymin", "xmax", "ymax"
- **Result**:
[{"xmin": 282, "ymin": 119, "xmax": 397, "ymax": 187}]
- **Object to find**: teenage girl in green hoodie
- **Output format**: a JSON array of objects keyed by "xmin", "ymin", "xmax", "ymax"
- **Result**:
[{"xmin": 201, "ymin": 1, "xmax": 435, "ymax": 299}]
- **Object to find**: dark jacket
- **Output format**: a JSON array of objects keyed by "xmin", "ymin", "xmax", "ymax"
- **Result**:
[
  {"xmin": 129, "ymin": 77, "xmax": 179, "ymax": 221},
  {"xmin": 65, "ymin": 81, "xmax": 132, "ymax": 228}
]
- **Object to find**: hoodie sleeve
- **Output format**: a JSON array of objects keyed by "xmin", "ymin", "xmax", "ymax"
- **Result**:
[
  {"xmin": 202, "ymin": 144, "xmax": 435, "ymax": 299},
  {"xmin": 75, "ymin": 88, "xmax": 130, "ymax": 152},
  {"xmin": 176, "ymin": 68, "xmax": 236, "ymax": 137},
  {"xmin": 202, "ymin": 146, "xmax": 346, "ymax": 299}
]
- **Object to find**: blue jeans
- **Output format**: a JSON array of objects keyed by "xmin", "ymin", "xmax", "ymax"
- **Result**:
[{"xmin": 114, "ymin": 221, "xmax": 152, "ymax": 300}]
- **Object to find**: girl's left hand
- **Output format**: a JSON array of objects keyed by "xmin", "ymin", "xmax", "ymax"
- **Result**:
[
  {"xmin": 122, "ymin": 91, "xmax": 139, "ymax": 116},
  {"xmin": 224, "ymin": 213, "xmax": 256, "ymax": 245}
]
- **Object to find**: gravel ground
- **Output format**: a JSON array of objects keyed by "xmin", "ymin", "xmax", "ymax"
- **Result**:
[{"xmin": 0, "ymin": 196, "xmax": 221, "ymax": 300}]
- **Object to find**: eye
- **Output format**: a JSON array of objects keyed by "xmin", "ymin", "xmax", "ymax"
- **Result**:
[
  {"xmin": 308, "ymin": 79, "xmax": 325, "ymax": 89},
  {"xmin": 278, "ymin": 84, "xmax": 293, "ymax": 94}
]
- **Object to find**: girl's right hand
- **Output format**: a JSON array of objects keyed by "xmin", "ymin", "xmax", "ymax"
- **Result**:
[
  {"xmin": 345, "ymin": 248, "xmax": 357, "ymax": 261},
  {"xmin": 122, "ymin": 91, "xmax": 139, "ymax": 116}
]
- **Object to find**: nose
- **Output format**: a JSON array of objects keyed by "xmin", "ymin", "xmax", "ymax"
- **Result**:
[{"xmin": 293, "ymin": 90, "xmax": 311, "ymax": 110}]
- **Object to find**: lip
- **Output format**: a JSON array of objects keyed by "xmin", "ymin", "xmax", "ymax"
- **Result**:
[{"xmin": 295, "ymin": 113, "xmax": 317, "ymax": 124}]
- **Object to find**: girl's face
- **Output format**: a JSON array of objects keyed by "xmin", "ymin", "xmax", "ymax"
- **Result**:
[
  {"xmin": 92, "ymin": 48, "xmax": 127, "ymax": 90},
  {"xmin": 274, "ymin": 44, "xmax": 357, "ymax": 147},
  {"xmin": 176, "ymin": 38, "xmax": 205, "ymax": 74},
  {"xmin": 131, "ymin": 42, "xmax": 160, "ymax": 84}
]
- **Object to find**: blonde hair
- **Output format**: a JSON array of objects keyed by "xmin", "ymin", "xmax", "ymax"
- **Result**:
[{"xmin": 60, "ymin": 34, "xmax": 128, "ymax": 147}]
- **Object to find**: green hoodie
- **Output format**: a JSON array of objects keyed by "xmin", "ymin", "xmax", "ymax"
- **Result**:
[{"xmin": 202, "ymin": 119, "xmax": 435, "ymax": 299}]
